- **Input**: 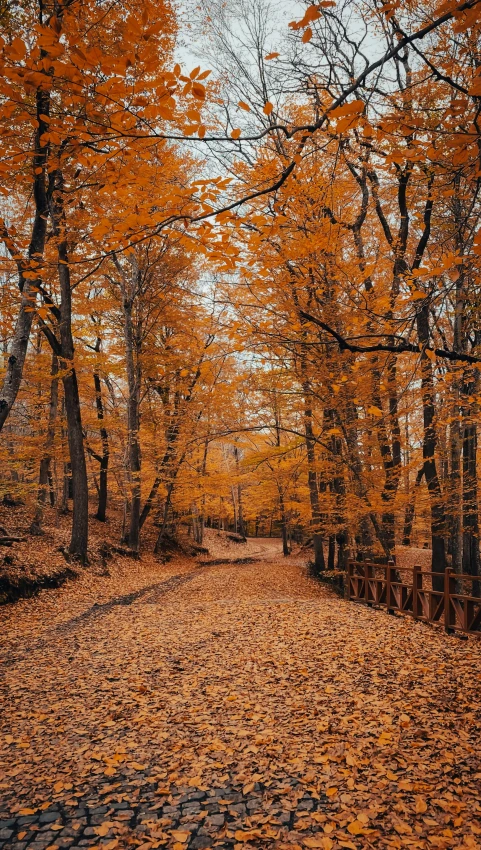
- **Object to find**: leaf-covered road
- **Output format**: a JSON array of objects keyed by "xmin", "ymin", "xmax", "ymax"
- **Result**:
[{"xmin": 1, "ymin": 557, "xmax": 481, "ymax": 850}]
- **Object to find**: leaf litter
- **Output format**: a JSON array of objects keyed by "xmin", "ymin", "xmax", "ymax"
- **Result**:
[{"xmin": 0, "ymin": 555, "xmax": 481, "ymax": 850}]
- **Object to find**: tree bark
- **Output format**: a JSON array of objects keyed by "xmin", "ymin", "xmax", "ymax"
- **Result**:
[
  {"xmin": 154, "ymin": 483, "xmax": 174, "ymax": 554},
  {"xmin": 123, "ymin": 297, "xmax": 142, "ymax": 551},
  {"xmin": 234, "ymin": 445, "xmax": 246, "ymax": 539},
  {"xmin": 48, "ymin": 170, "xmax": 89, "ymax": 563},
  {"xmin": 0, "ymin": 87, "xmax": 51, "ymax": 431},
  {"xmin": 30, "ymin": 353, "xmax": 59, "ymax": 533},
  {"xmin": 416, "ymin": 303, "xmax": 446, "ymax": 587},
  {"xmin": 303, "ymin": 382, "xmax": 325, "ymax": 571},
  {"xmin": 93, "ymin": 348, "xmax": 109, "ymax": 522},
  {"xmin": 402, "ymin": 467, "xmax": 424, "ymax": 546},
  {"xmin": 461, "ymin": 361, "xmax": 480, "ymax": 578}
]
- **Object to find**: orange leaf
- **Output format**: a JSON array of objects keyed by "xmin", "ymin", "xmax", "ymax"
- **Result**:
[
  {"xmin": 263, "ymin": 102, "xmax": 274, "ymax": 115},
  {"xmin": 171, "ymin": 831, "xmax": 190, "ymax": 843},
  {"xmin": 95, "ymin": 823, "xmax": 110, "ymax": 837},
  {"xmin": 415, "ymin": 796, "xmax": 428, "ymax": 813},
  {"xmin": 265, "ymin": 52, "xmax": 280, "ymax": 60},
  {"xmin": 238, "ymin": 101, "xmax": 251, "ymax": 111},
  {"xmin": 302, "ymin": 27, "xmax": 313, "ymax": 42},
  {"xmin": 192, "ymin": 82, "xmax": 206, "ymax": 100},
  {"xmin": 231, "ymin": 128, "xmax": 242, "ymax": 139}
]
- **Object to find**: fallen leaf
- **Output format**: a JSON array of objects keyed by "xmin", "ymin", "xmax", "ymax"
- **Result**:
[
  {"xmin": 171, "ymin": 831, "xmax": 191, "ymax": 843},
  {"xmin": 415, "ymin": 797, "xmax": 428, "ymax": 814},
  {"xmin": 94, "ymin": 823, "xmax": 111, "ymax": 837}
]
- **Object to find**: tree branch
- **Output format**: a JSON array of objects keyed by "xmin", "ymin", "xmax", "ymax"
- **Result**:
[{"xmin": 299, "ymin": 310, "xmax": 481, "ymax": 364}]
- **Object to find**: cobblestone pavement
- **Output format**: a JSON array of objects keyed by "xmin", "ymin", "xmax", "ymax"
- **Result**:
[{"xmin": 1, "ymin": 557, "xmax": 481, "ymax": 850}]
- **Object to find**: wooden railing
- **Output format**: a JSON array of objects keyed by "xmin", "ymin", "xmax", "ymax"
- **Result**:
[{"xmin": 346, "ymin": 561, "xmax": 481, "ymax": 635}]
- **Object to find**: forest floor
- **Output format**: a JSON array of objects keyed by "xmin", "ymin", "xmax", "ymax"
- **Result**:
[{"xmin": 1, "ymin": 547, "xmax": 481, "ymax": 850}]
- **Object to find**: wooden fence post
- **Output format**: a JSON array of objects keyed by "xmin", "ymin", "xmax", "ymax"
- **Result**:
[
  {"xmin": 386, "ymin": 559, "xmax": 395, "ymax": 614},
  {"xmin": 412, "ymin": 564, "xmax": 421, "ymax": 621},
  {"xmin": 364, "ymin": 561, "xmax": 370, "ymax": 605},
  {"xmin": 444, "ymin": 567, "xmax": 455, "ymax": 634}
]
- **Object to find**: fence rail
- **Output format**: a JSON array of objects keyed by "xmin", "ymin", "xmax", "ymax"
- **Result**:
[{"xmin": 346, "ymin": 561, "xmax": 481, "ymax": 634}]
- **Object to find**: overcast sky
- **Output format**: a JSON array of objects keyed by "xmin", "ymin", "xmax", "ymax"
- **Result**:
[{"xmin": 175, "ymin": 0, "xmax": 306, "ymax": 70}]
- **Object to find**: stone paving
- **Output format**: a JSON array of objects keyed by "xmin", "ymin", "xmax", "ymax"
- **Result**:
[{"xmin": 0, "ymin": 778, "xmax": 328, "ymax": 849}]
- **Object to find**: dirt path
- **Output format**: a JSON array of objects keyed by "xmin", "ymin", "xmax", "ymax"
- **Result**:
[{"xmin": 1, "ymin": 558, "xmax": 481, "ymax": 850}]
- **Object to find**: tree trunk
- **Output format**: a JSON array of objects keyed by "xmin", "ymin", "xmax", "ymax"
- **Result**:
[
  {"xmin": 30, "ymin": 353, "xmax": 59, "ymax": 533},
  {"xmin": 416, "ymin": 303, "xmax": 446, "ymax": 588},
  {"xmin": 279, "ymin": 489, "xmax": 289, "ymax": 556},
  {"xmin": 62, "ymin": 368, "xmax": 89, "ymax": 562},
  {"xmin": 93, "ymin": 358, "xmax": 109, "ymax": 522},
  {"xmin": 0, "ymin": 89, "xmax": 50, "ymax": 431},
  {"xmin": 303, "ymin": 383, "xmax": 325, "ymax": 572},
  {"xmin": 154, "ymin": 483, "xmax": 174, "ymax": 554},
  {"xmin": 123, "ymin": 299, "xmax": 141, "ymax": 551},
  {"xmin": 449, "ymin": 396, "xmax": 463, "ymax": 571},
  {"xmin": 50, "ymin": 171, "xmax": 89, "ymax": 563},
  {"xmin": 313, "ymin": 534, "xmax": 325, "ymax": 571},
  {"xmin": 402, "ymin": 467, "xmax": 424, "ymax": 546},
  {"xmin": 233, "ymin": 445, "xmax": 246, "ymax": 539},
  {"xmin": 371, "ymin": 364, "xmax": 399, "ymax": 555},
  {"xmin": 328, "ymin": 535, "xmax": 336, "ymax": 570},
  {"xmin": 461, "ymin": 360, "xmax": 480, "ymax": 579}
]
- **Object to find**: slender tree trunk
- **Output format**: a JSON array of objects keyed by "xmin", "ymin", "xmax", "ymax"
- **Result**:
[
  {"xmin": 154, "ymin": 483, "xmax": 174, "ymax": 554},
  {"xmin": 449, "ymin": 268, "xmax": 465, "ymax": 571},
  {"xmin": 303, "ymin": 382, "xmax": 325, "ymax": 572},
  {"xmin": 371, "ymin": 365, "xmax": 399, "ymax": 555},
  {"xmin": 328, "ymin": 535, "xmax": 336, "ymax": 570},
  {"xmin": 50, "ymin": 171, "xmax": 89, "ymax": 563},
  {"xmin": 342, "ymin": 398, "xmax": 376, "ymax": 557},
  {"xmin": 0, "ymin": 88, "xmax": 50, "ymax": 431},
  {"xmin": 313, "ymin": 535, "xmax": 325, "ymax": 571},
  {"xmin": 449, "ymin": 405, "xmax": 463, "ymax": 571},
  {"xmin": 62, "ymin": 369, "xmax": 89, "ymax": 561},
  {"xmin": 402, "ymin": 467, "xmax": 424, "ymax": 546},
  {"xmin": 416, "ymin": 303, "xmax": 446, "ymax": 587},
  {"xmin": 278, "ymin": 488, "xmax": 289, "ymax": 556},
  {"xmin": 233, "ymin": 445, "xmax": 246, "ymax": 539},
  {"xmin": 60, "ymin": 397, "xmax": 71, "ymax": 515},
  {"xmin": 123, "ymin": 299, "xmax": 141, "ymax": 551},
  {"xmin": 30, "ymin": 353, "xmax": 59, "ymax": 533},
  {"xmin": 198, "ymin": 437, "xmax": 209, "ymax": 546},
  {"xmin": 461, "ymin": 360, "xmax": 480, "ymax": 578},
  {"xmin": 352, "ymin": 210, "xmax": 400, "ymax": 558},
  {"xmin": 48, "ymin": 469, "xmax": 55, "ymax": 507},
  {"xmin": 61, "ymin": 457, "xmax": 70, "ymax": 512},
  {"xmin": 93, "ymin": 354, "xmax": 109, "ymax": 522}
]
